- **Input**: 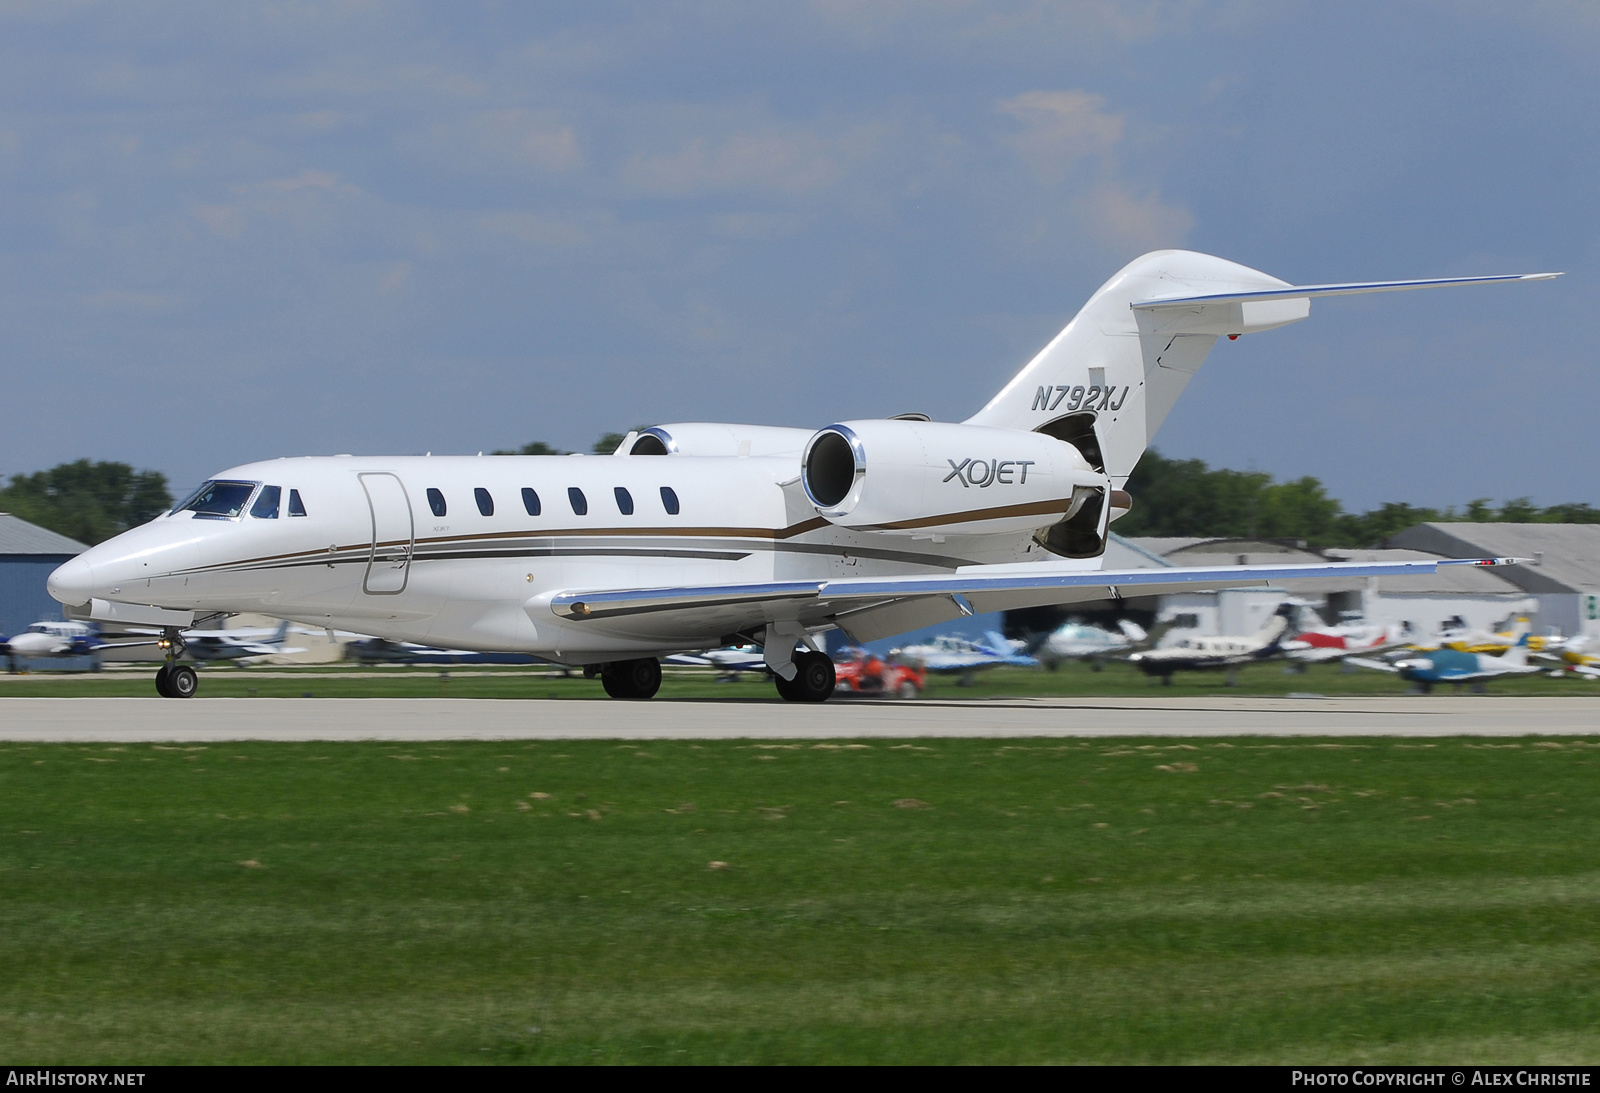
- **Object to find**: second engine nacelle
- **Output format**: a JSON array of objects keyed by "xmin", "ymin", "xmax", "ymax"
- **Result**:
[
  {"xmin": 801, "ymin": 419, "xmax": 1110, "ymax": 550},
  {"xmin": 626, "ymin": 423, "xmax": 815, "ymax": 457}
]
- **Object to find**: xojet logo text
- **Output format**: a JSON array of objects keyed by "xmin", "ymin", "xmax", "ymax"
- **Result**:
[{"xmin": 943, "ymin": 459, "xmax": 1035, "ymax": 488}]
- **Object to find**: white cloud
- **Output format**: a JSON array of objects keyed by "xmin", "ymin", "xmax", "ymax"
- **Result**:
[
  {"xmin": 997, "ymin": 89, "xmax": 1124, "ymax": 182},
  {"xmin": 476, "ymin": 210, "xmax": 592, "ymax": 249},
  {"xmin": 192, "ymin": 203, "xmax": 245, "ymax": 238},
  {"xmin": 252, "ymin": 168, "xmax": 360, "ymax": 195},
  {"xmin": 377, "ymin": 261, "xmax": 410, "ymax": 294},
  {"xmin": 1081, "ymin": 185, "xmax": 1193, "ymax": 252},
  {"xmin": 402, "ymin": 109, "xmax": 582, "ymax": 175},
  {"xmin": 625, "ymin": 129, "xmax": 841, "ymax": 196}
]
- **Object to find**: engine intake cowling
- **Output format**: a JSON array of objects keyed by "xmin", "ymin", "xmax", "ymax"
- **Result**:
[{"xmin": 801, "ymin": 419, "xmax": 1108, "ymax": 544}]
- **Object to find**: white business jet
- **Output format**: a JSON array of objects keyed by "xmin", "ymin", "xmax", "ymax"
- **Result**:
[{"xmin": 46, "ymin": 250, "xmax": 1552, "ymax": 700}]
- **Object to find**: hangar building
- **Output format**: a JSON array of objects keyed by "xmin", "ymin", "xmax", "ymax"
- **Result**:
[
  {"xmin": 1383, "ymin": 523, "xmax": 1600, "ymax": 639},
  {"xmin": 0, "ymin": 513, "xmax": 87, "ymax": 639}
]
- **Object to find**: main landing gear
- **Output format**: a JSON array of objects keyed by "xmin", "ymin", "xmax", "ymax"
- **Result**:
[
  {"xmin": 154, "ymin": 627, "xmax": 197, "ymax": 699},
  {"xmin": 599, "ymin": 657, "xmax": 662, "ymax": 699},
  {"xmin": 586, "ymin": 649, "xmax": 837, "ymax": 702},
  {"xmin": 774, "ymin": 650, "xmax": 836, "ymax": 704}
]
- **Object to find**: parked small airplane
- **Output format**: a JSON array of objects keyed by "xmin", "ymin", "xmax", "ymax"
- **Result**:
[
  {"xmin": 1420, "ymin": 617, "xmax": 1566, "ymax": 655},
  {"xmin": 892, "ymin": 631, "xmax": 1038, "ymax": 677},
  {"xmin": 1036, "ymin": 618, "xmax": 1148, "ymax": 669},
  {"xmin": 1349, "ymin": 622, "xmax": 1540, "ymax": 692},
  {"xmin": 1127, "ymin": 603, "xmax": 1299, "ymax": 682},
  {"xmin": 3, "ymin": 619, "xmax": 104, "ymax": 662},
  {"xmin": 45, "ymin": 250, "xmax": 1550, "ymax": 700},
  {"xmin": 1284, "ymin": 617, "xmax": 1412, "ymax": 664},
  {"xmin": 1537, "ymin": 634, "xmax": 1600, "ymax": 679}
]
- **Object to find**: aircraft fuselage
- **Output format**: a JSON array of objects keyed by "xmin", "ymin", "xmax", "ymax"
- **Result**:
[{"xmin": 48, "ymin": 453, "xmax": 1076, "ymax": 664}]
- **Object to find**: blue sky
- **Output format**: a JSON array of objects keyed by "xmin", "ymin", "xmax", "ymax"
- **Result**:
[{"xmin": 0, "ymin": 1, "xmax": 1593, "ymax": 512}]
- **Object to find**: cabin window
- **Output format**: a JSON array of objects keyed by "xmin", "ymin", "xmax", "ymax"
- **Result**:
[
  {"xmin": 427, "ymin": 488, "xmax": 447, "ymax": 517},
  {"xmin": 288, "ymin": 489, "xmax": 307, "ymax": 517},
  {"xmin": 568, "ymin": 487, "xmax": 588, "ymax": 516},
  {"xmin": 660, "ymin": 486, "xmax": 680, "ymax": 515},
  {"xmin": 181, "ymin": 480, "xmax": 257, "ymax": 519},
  {"xmin": 474, "ymin": 487, "xmax": 494, "ymax": 517},
  {"xmin": 614, "ymin": 487, "xmax": 634, "ymax": 515},
  {"xmin": 250, "ymin": 485, "xmax": 281, "ymax": 519},
  {"xmin": 521, "ymin": 487, "xmax": 541, "ymax": 516}
]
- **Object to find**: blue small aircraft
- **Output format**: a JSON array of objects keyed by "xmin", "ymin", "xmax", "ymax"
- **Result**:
[
  {"xmin": 1349, "ymin": 621, "xmax": 1540, "ymax": 693},
  {"xmin": 890, "ymin": 630, "xmax": 1038, "ymax": 680}
]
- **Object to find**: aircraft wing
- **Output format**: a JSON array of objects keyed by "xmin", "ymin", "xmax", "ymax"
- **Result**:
[
  {"xmin": 1344, "ymin": 657, "xmax": 1401, "ymax": 674},
  {"xmin": 547, "ymin": 557, "xmax": 1519, "ymax": 645}
]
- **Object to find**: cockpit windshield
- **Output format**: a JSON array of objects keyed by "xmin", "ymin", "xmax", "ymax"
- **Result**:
[{"xmin": 175, "ymin": 480, "xmax": 259, "ymax": 519}]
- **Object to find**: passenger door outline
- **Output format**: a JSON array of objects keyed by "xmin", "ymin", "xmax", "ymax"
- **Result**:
[{"xmin": 360, "ymin": 472, "xmax": 415, "ymax": 595}]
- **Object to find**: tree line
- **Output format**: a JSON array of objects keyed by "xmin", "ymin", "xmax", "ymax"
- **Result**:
[
  {"xmin": 1117, "ymin": 450, "xmax": 1600, "ymax": 549},
  {"xmin": 5, "ymin": 443, "xmax": 1594, "ymax": 549},
  {"xmin": 0, "ymin": 461, "xmax": 172, "ymax": 546}
]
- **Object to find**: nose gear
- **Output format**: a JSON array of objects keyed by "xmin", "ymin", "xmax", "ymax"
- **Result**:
[{"xmin": 154, "ymin": 627, "xmax": 197, "ymax": 698}]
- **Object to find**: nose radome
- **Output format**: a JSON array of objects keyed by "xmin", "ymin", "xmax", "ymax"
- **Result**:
[{"xmin": 47, "ymin": 556, "xmax": 95, "ymax": 607}]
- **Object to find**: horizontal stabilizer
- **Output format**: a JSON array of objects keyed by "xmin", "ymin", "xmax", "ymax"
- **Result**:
[{"xmin": 1131, "ymin": 273, "xmax": 1561, "ymax": 311}]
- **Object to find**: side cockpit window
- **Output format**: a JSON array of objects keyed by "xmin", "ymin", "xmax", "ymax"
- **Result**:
[
  {"xmin": 427, "ymin": 488, "xmax": 447, "ymax": 518},
  {"xmin": 250, "ymin": 486, "xmax": 281, "ymax": 519},
  {"xmin": 288, "ymin": 489, "xmax": 307, "ymax": 517}
]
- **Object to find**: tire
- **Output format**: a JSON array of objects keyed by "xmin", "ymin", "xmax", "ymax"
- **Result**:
[
  {"xmin": 896, "ymin": 680, "xmax": 918, "ymax": 700},
  {"xmin": 622, "ymin": 657, "xmax": 661, "ymax": 699},
  {"xmin": 787, "ymin": 651, "xmax": 836, "ymax": 703},
  {"xmin": 601, "ymin": 658, "xmax": 661, "ymax": 699},
  {"xmin": 167, "ymin": 664, "xmax": 198, "ymax": 699},
  {"xmin": 154, "ymin": 664, "xmax": 173, "ymax": 698}
]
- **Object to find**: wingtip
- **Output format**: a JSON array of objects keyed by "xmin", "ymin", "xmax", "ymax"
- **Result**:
[{"xmin": 1522, "ymin": 272, "xmax": 1564, "ymax": 281}]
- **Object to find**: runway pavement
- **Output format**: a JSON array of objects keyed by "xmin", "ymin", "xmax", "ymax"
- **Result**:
[{"xmin": 0, "ymin": 696, "xmax": 1597, "ymax": 741}]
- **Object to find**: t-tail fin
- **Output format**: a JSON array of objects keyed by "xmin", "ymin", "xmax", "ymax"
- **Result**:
[
  {"xmin": 1499, "ymin": 618, "xmax": 1533, "ymax": 667},
  {"xmin": 963, "ymin": 250, "xmax": 1559, "ymax": 488},
  {"xmin": 1257, "ymin": 602, "xmax": 1298, "ymax": 648}
]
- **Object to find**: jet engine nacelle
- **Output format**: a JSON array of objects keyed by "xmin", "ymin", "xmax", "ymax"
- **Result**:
[
  {"xmin": 801, "ymin": 419, "xmax": 1110, "ymax": 551},
  {"xmin": 626, "ymin": 423, "xmax": 815, "ymax": 457}
]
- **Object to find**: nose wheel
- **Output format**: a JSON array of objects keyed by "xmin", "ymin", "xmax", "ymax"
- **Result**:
[
  {"xmin": 155, "ymin": 663, "xmax": 198, "ymax": 698},
  {"xmin": 154, "ymin": 627, "xmax": 197, "ymax": 698}
]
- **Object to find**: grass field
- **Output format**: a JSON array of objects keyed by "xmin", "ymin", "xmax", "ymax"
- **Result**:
[
  {"xmin": 5, "ymin": 657, "xmax": 1599, "ymax": 699},
  {"xmin": 4, "ymin": 735, "xmax": 1600, "ymax": 1063}
]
